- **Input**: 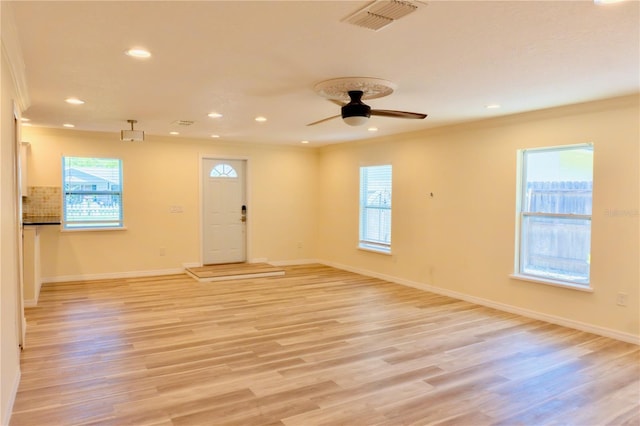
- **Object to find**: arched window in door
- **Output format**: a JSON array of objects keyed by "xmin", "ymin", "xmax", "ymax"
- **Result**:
[{"xmin": 210, "ymin": 163, "xmax": 238, "ymax": 178}]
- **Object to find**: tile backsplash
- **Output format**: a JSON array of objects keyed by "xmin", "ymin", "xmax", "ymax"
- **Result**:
[{"xmin": 23, "ymin": 186, "xmax": 61, "ymax": 217}]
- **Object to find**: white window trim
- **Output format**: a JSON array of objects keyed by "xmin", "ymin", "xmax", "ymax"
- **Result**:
[
  {"xmin": 359, "ymin": 164, "xmax": 392, "ymax": 254},
  {"xmin": 513, "ymin": 143, "xmax": 594, "ymax": 289},
  {"xmin": 62, "ymin": 156, "xmax": 125, "ymax": 230},
  {"xmin": 60, "ymin": 226, "xmax": 127, "ymax": 233},
  {"xmin": 358, "ymin": 243, "xmax": 393, "ymax": 255},
  {"xmin": 510, "ymin": 273, "xmax": 594, "ymax": 292}
]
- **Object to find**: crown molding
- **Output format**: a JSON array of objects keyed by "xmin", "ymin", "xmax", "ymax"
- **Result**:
[{"xmin": 1, "ymin": 2, "xmax": 30, "ymax": 112}]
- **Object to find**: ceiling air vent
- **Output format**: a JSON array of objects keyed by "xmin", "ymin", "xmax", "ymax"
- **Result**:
[
  {"xmin": 173, "ymin": 120, "xmax": 195, "ymax": 126},
  {"xmin": 343, "ymin": 0, "xmax": 426, "ymax": 31}
]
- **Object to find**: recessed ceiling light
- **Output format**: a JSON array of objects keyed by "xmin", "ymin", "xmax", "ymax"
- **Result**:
[
  {"xmin": 207, "ymin": 112, "xmax": 223, "ymax": 118},
  {"xmin": 211, "ymin": 134, "xmax": 220, "ymax": 138},
  {"xmin": 255, "ymin": 116, "xmax": 267, "ymax": 122},
  {"xmin": 486, "ymin": 104, "xmax": 501, "ymax": 109},
  {"xmin": 21, "ymin": 117, "xmax": 30, "ymax": 122},
  {"xmin": 63, "ymin": 123, "xmax": 75, "ymax": 128},
  {"xmin": 65, "ymin": 97, "xmax": 85, "ymax": 105},
  {"xmin": 368, "ymin": 127, "xmax": 378, "ymax": 132},
  {"xmin": 594, "ymin": 0, "xmax": 626, "ymax": 4},
  {"xmin": 125, "ymin": 48, "xmax": 151, "ymax": 58},
  {"xmin": 169, "ymin": 131, "xmax": 179, "ymax": 135},
  {"xmin": 301, "ymin": 140, "xmax": 309, "ymax": 144}
]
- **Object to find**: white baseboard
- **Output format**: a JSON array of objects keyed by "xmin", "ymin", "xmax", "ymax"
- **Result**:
[
  {"xmin": 42, "ymin": 267, "xmax": 185, "ymax": 284},
  {"xmin": 3, "ymin": 369, "xmax": 21, "ymax": 426},
  {"xmin": 320, "ymin": 259, "xmax": 640, "ymax": 345}
]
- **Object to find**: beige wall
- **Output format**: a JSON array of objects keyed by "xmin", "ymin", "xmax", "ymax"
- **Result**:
[
  {"xmin": 21, "ymin": 127, "xmax": 319, "ymax": 280},
  {"xmin": 19, "ymin": 96, "xmax": 640, "ymax": 343},
  {"xmin": 317, "ymin": 95, "xmax": 639, "ymax": 340}
]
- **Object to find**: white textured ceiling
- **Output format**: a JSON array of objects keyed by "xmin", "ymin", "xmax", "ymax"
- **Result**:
[{"xmin": 8, "ymin": 0, "xmax": 640, "ymax": 146}]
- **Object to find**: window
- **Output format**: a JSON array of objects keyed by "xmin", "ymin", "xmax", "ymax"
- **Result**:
[
  {"xmin": 62, "ymin": 156, "xmax": 123, "ymax": 229},
  {"xmin": 210, "ymin": 163, "xmax": 238, "ymax": 178},
  {"xmin": 359, "ymin": 164, "xmax": 392, "ymax": 253},
  {"xmin": 516, "ymin": 144, "xmax": 593, "ymax": 286}
]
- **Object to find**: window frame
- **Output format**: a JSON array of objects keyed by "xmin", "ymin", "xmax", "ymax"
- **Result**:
[
  {"xmin": 359, "ymin": 164, "xmax": 392, "ymax": 254},
  {"xmin": 513, "ymin": 143, "xmax": 593, "ymax": 290},
  {"xmin": 62, "ymin": 156, "xmax": 125, "ymax": 231}
]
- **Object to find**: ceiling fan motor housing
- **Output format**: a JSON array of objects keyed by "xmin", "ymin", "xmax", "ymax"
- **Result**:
[{"xmin": 342, "ymin": 90, "xmax": 371, "ymax": 125}]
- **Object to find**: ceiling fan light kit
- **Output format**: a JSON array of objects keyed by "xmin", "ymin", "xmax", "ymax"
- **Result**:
[{"xmin": 343, "ymin": 115, "xmax": 370, "ymax": 126}]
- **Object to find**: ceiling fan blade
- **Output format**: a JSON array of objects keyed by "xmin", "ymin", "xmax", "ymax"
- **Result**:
[
  {"xmin": 307, "ymin": 114, "xmax": 341, "ymax": 126},
  {"xmin": 329, "ymin": 98, "xmax": 346, "ymax": 107},
  {"xmin": 371, "ymin": 109, "xmax": 427, "ymax": 119}
]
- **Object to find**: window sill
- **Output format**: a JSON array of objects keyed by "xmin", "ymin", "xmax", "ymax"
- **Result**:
[
  {"xmin": 509, "ymin": 273, "xmax": 593, "ymax": 292},
  {"xmin": 61, "ymin": 226, "xmax": 127, "ymax": 233},
  {"xmin": 358, "ymin": 245, "xmax": 392, "ymax": 256}
]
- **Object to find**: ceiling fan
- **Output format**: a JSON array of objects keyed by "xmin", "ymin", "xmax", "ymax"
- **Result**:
[{"xmin": 307, "ymin": 77, "xmax": 427, "ymax": 127}]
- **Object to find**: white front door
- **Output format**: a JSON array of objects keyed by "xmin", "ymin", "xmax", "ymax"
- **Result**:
[{"xmin": 202, "ymin": 159, "xmax": 246, "ymax": 264}]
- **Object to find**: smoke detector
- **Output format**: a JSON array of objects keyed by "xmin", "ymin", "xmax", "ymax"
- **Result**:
[
  {"xmin": 173, "ymin": 120, "xmax": 195, "ymax": 126},
  {"xmin": 121, "ymin": 119, "xmax": 144, "ymax": 142}
]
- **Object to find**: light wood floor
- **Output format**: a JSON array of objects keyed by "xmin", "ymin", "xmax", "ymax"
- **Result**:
[{"xmin": 11, "ymin": 264, "xmax": 639, "ymax": 426}]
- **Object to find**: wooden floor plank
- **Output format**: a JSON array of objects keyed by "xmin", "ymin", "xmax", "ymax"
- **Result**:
[
  {"xmin": 10, "ymin": 264, "xmax": 639, "ymax": 425},
  {"xmin": 186, "ymin": 262, "xmax": 285, "ymax": 282}
]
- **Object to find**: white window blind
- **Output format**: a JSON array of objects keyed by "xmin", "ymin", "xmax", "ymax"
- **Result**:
[
  {"xmin": 359, "ymin": 164, "xmax": 392, "ymax": 253},
  {"xmin": 62, "ymin": 156, "xmax": 124, "ymax": 229}
]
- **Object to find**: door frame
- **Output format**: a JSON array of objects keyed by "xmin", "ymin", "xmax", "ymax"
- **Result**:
[
  {"xmin": 13, "ymin": 101, "xmax": 26, "ymax": 348},
  {"xmin": 199, "ymin": 155, "xmax": 251, "ymax": 266}
]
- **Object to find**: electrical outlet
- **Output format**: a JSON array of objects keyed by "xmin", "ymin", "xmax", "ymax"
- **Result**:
[
  {"xmin": 159, "ymin": 247, "xmax": 166, "ymax": 256},
  {"xmin": 616, "ymin": 292, "xmax": 628, "ymax": 307},
  {"xmin": 297, "ymin": 241, "xmax": 303, "ymax": 249},
  {"xmin": 169, "ymin": 205, "xmax": 183, "ymax": 213}
]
